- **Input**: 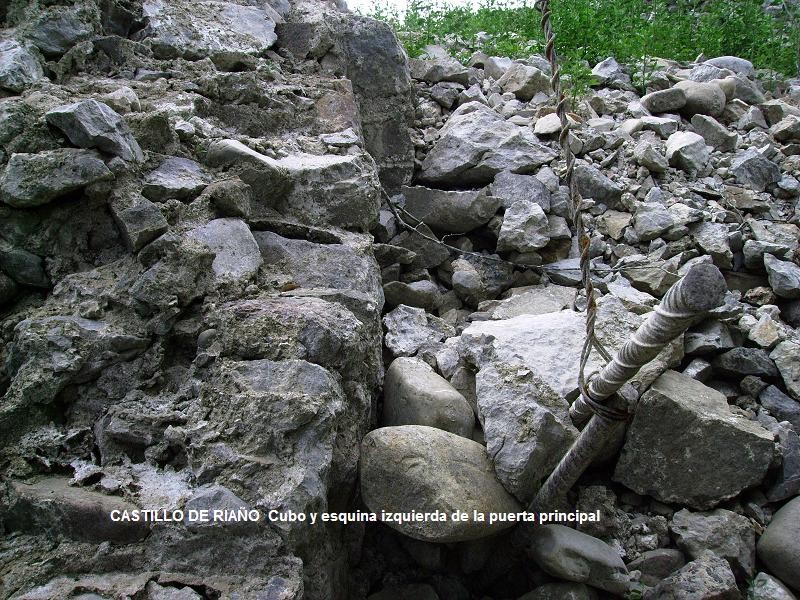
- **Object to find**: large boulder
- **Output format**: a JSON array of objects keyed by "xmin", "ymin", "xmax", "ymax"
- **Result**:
[
  {"xmin": 490, "ymin": 170, "xmax": 552, "ymax": 211},
  {"xmin": 757, "ymin": 496, "xmax": 800, "ymax": 591},
  {"xmin": 46, "ymin": 100, "xmax": 143, "ymax": 162},
  {"xmin": 574, "ymin": 162, "xmax": 623, "ymax": 206},
  {"xmin": 419, "ymin": 102, "xmax": 556, "ymax": 186},
  {"xmin": 496, "ymin": 200, "xmax": 550, "ymax": 252},
  {"xmin": 22, "ymin": 3, "xmax": 97, "ymax": 59},
  {"xmin": 382, "ymin": 357, "xmax": 474, "ymax": 437},
  {"xmin": 613, "ymin": 370, "xmax": 774, "ymax": 509},
  {"xmin": 674, "ymin": 80, "xmax": 727, "ymax": 117},
  {"xmin": 135, "ymin": 0, "xmax": 277, "ymax": 62},
  {"xmin": 0, "ymin": 149, "xmax": 112, "ymax": 208},
  {"xmin": 641, "ymin": 87, "xmax": 687, "ymax": 114},
  {"xmin": 359, "ymin": 425, "xmax": 521, "ymax": 542},
  {"xmin": 764, "ymin": 253, "xmax": 800, "ymax": 299},
  {"xmin": 401, "ymin": 185, "xmax": 500, "ymax": 233},
  {"xmin": 527, "ymin": 525, "xmax": 629, "ymax": 595}
]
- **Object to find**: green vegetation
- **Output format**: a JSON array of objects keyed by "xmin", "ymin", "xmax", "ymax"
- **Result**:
[{"xmin": 363, "ymin": 0, "xmax": 800, "ymax": 85}]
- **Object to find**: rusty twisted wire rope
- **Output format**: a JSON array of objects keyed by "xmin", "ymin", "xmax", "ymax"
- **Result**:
[{"xmin": 535, "ymin": 0, "xmax": 614, "ymax": 413}]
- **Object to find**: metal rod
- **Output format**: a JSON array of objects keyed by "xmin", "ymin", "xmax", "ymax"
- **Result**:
[{"xmin": 531, "ymin": 263, "xmax": 728, "ymax": 511}]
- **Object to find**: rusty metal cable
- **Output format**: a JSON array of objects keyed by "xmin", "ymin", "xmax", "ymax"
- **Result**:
[{"xmin": 535, "ymin": 0, "xmax": 614, "ymax": 412}]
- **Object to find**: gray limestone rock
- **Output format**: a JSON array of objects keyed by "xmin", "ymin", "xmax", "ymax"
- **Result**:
[
  {"xmin": 669, "ymin": 508, "xmax": 756, "ymax": 578},
  {"xmin": 142, "ymin": 157, "xmax": 210, "ymax": 202},
  {"xmin": 574, "ymin": 162, "xmax": 623, "ymax": 206},
  {"xmin": 633, "ymin": 139, "xmax": 669, "ymax": 173},
  {"xmin": 613, "ymin": 370, "xmax": 774, "ymax": 509},
  {"xmin": 691, "ymin": 114, "xmax": 738, "ymax": 152},
  {"xmin": 451, "ymin": 254, "xmax": 515, "ymax": 308},
  {"xmin": 187, "ymin": 219, "xmax": 262, "ymax": 282},
  {"xmin": 0, "ymin": 149, "xmax": 112, "ymax": 208},
  {"xmin": 730, "ymin": 149, "xmax": 781, "ymax": 192},
  {"xmin": 383, "ymin": 304, "xmax": 455, "ymax": 358},
  {"xmin": 23, "ymin": 5, "xmax": 96, "ymax": 59},
  {"xmin": 771, "ymin": 340, "xmax": 800, "ymax": 400},
  {"xmin": 46, "ymin": 100, "xmax": 144, "ymax": 163},
  {"xmin": 402, "ymin": 185, "xmax": 501, "ymax": 233},
  {"xmin": 757, "ymin": 496, "xmax": 800, "ymax": 591},
  {"xmin": 497, "ymin": 63, "xmax": 551, "ymax": 100},
  {"xmin": 633, "ymin": 202, "xmax": 675, "ymax": 242},
  {"xmin": 490, "ymin": 171, "xmax": 552, "ymax": 212},
  {"xmin": 644, "ymin": 554, "xmax": 740, "ymax": 600},
  {"xmin": 764, "ymin": 253, "xmax": 800, "ymax": 299},
  {"xmin": 748, "ymin": 573, "xmax": 798, "ymax": 600},
  {"xmin": 692, "ymin": 222, "xmax": 733, "ymax": 270},
  {"xmin": 0, "ymin": 40, "xmax": 44, "ymax": 93},
  {"xmin": 419, "ymin": 102, "xmax": 556, "ymax": 186},
  {"xmin": 382, "ymin": 357, "xmax": 474, "ymax": 437},
  {"xmin": 110, "ymin": 193, "xmax": 168, "ymax": 252},
  {"xmin": 360, "ymin": 425, "xmax": 521, "ymax": 542},
  {"xmin": 475, "ymin": 361, "xmax": 578, "ymax": 503},
  {"xmin": 527, "ymin": 525, "xmax": 630, "ymax": 595},
  {"xmin": 705, "ymin": 56, "xmax": 755, "ymax": 78},
  {"xmin": 641, "ymin": 87, "xmax": 687, "ymax": 114},
  {"xmin": 136, "ymin": 0, "xmax": 277, "ymax": 62},
  {"xmin": 666, "ymin": 131, "xmax": 710, "ymax": 175},
  {"xmin": 712, "ymin": 347, "xmax": 778, "ymax": 379}
]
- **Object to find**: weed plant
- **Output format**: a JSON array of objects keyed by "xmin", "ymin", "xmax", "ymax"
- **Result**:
[{"xmin": 363, "ymin": 0, "xmax": 800, "ymax": 98}]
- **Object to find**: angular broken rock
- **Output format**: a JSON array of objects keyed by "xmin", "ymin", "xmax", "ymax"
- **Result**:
[
  {"xmin": 110, "ymin": 193, "xmax": 169, "ymax": 252},
  {"xmin": 187, "ymin": 218, "xmax": 262, "ymax": 282},
  {"xmin": 401, "ymin": 185, "xmax": 500, "ymax": 233},
  {"xmin": 137, "ymin": 0, "xmax": 277, "ymax": 62},
  {"xmin": 669, "ymin": 508, "xmax": 756, "ymax": 578},
  {"xmin": 497, "ymin": 200, "xmax": 550, "ymax": 252},
  {"xmin": 771, "ymin": 340, "xmax": 800, "ymax": 400},
  {"xmin": 383, "ymin": 304, "xmax": 455, "ymax": 358},
  {"xmin": 574, "ymin": 162, "xmax": 623, "ymax": 206},
  {"xmin": 419, "ymin": 102, "xmax": 556, "ymax": 186},
  {"xmin": 360, "ymin": 425, "xmax": 521, "ymax": 542},
  {"xmin": 527, "ymin": 525, "xmax": 629, "ymax": 595},
  {"xmin": 0, "ymin": 40, "xmax": 44, "ymax": 93},
  {"xmin": 666, "ymin": 131, "xmax": 709, "ymax": 175},
  {"xmin": 614, "ymin": 370, "xmax": 774, "ymax": 509},
  {"xmin": 490, "ymin": 170, "xmax": 552, "ymax": 211},
  {"xmin": 757, "ymin": 495, "xmax": 800, "ymax": 591},
  {"xmin": 730, "ymin": 149, "xmax": 781, "ymax": 192},
  {"xmin": 382, "ymin": 357, "xmax": 474, "ymax": 437},
  {"xmin": 764, "ymin": 253, "xmax": 800, "ymax": 299},
  {"xmin": 46, "ymin": 100, "xmax": 144, "ymax": 162},
  {"xmin": 691, "ymin": 114, "xmax": 738, "ymax": 152},
  {"xmin": 475, "ymin": 361, "xmax": 578, "ymax": 503},
  {"xmin": 497, "ymin": 63, "xmax": 551, "ymax": 101},
  {"xmin": 142, "ymin": 157, "xmax": 211, "ymax": 202},
  {"xmin": 0, "ymin": 149, "xmax": 112, "ymax": 208},
  {"xmin": 644, "ymin": 553, "xmax": 739, "ymax": 600}
]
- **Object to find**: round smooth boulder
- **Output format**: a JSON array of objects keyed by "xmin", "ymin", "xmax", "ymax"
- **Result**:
[
  {"xmin": 757, "ymin": 495, "xmax": 800, "ymax": 591},
  {"xmin": 674, "ymin": 80, "xmax": 727, "ymax": 117},
  {"xmin": 360, "ymin": 425, "xmax": 521, "ymax": 543},
  {"xmin": 382, "ymin": 357, "xmax": 475, "ymax": 437}
]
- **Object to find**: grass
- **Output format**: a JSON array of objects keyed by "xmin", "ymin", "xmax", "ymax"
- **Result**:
[{"xmin": 363, "ymin": 0, "xmax": 800, "ymax": 96}]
